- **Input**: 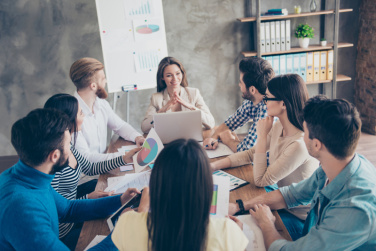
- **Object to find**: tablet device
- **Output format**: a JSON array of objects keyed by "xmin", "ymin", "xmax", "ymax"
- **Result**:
[
  {"xmin": 153, "ymin": 110, "xmax": 203, "ymax": 144},
  {"xmin": 107, "ymin": 190, "xmax": 142, "ymax": 231}
]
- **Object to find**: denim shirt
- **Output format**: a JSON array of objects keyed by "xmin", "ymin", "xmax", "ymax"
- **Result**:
[{"xmin": 271, "ymin": 154, "xmax": 376, "ymax": 251}]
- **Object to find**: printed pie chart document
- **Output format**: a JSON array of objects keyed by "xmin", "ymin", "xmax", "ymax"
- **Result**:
[{"xmin": 133, "ymin": 128, "xmax": 164, "ymax": 173}]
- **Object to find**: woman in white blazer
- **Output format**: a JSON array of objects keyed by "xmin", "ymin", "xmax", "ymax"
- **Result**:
[{"xmin": 141, "ymin": 57, "xmax": 215, "ymax": 133}]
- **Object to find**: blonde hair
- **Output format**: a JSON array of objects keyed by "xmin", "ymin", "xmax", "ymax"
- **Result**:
[{"xmin": 69, "ymin": 57, "xmax": 104, "ymax": 90}]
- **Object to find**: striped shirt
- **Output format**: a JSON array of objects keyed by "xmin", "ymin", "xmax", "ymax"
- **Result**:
[
  {"xmin": 224, "ymin": 100, "xmax": 267, "ymax": 152},
  {"xmin": 51, "ymin": 146, "xmax": 126, "ymax": 238}
]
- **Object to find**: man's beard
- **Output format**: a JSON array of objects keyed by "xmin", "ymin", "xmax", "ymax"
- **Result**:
[
  {"xmin": 242, "ymin": 90, "xmax": 255, "ymax": 102},
  {"xmin": 50, "ymin": 153, "xmax": 69, "ymax": 175},
  {"xmin": 96, "ymin": 85, "xmax": 108, "ymax": 99}
]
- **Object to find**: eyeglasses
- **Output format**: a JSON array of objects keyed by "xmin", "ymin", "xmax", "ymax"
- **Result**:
[{"xmin": 263, "ymin": 96, "xmax": 282, "ymax": 104}]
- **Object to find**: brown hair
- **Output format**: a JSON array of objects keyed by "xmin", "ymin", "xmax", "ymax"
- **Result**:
[
  {"xmin": 156, "ymin": 57, "xmax": 188, "ymax": 92},
  {"xmin": 303, "ymin": 95, "xmax": 361, "ymax": 159},
  {"xmin": 147, "ymin": 139, "xmax": 212, "ymax": 251},
  {"xmin": 267, "ymin": 74, "xmax": 309, "ymax": 131},
  {"xmin": 239, "ymin": 57, "xmax": 275, "ymax": 95},
  {"xmin": 69, "ymin": 57, "xmax": 104, "ymax": 90}
]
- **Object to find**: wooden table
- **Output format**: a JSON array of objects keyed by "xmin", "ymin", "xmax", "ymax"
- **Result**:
[{"xmin": 75, "ymin": 136, "xmax": 291, "ymax": 250}]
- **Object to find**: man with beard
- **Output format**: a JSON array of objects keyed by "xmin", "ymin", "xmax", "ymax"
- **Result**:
[
  {"xmin": 70, "ymin": 57, "xmax": 145, "ymax": 162},
  {"xmin": 229, "ymin": 96, "xmax": 376, "ymax": 250},
  {"xmin": 204, "ymin": 57, "xmax": 274, "ymax": 152},
  {"xmin": 0, "ymin": 109, "xmax": 140, "ymax": 250}
]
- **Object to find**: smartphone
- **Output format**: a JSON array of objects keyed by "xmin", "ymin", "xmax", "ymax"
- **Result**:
[{"xmin": 107, "ymin": 189, "xmax": 143, "ymax": 230}]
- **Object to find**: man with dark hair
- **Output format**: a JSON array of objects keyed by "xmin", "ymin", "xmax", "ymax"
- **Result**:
[
  {"xmin": 70, "ymin": 57, "xmax": 145, "ymax": 162},
  {"xmin": 229, "ymin": 95, "xmax": 376, "ymax": 250},
  {"xmin": 0, "ymin": 109, "xmax": 140, "ymax": 250},
  {"xmin": 204, "ymin": 57, "xmax": 274, "ymax": 152}
]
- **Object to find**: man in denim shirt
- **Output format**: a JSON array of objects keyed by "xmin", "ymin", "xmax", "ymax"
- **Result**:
[{"xmin": 230, "ymin": 96, "xmax": 376, "ymax": 250}]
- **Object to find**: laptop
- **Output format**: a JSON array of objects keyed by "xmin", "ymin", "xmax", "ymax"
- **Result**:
[{"xmin": 153, "ymin": 110, "xmax": 203, "ymax": 144}]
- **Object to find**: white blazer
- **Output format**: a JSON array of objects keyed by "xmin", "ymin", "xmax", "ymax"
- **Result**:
[{"xmin": 141, "ymin": 87, "xmax": 215, "ymax": 133}]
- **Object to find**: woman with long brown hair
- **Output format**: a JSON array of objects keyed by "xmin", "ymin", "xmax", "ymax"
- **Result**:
[
  {"xmin": 112, "ymin": 139, "xmax": 248, "ymax": 251},
  {"xmin": 141, "ymin": 57, "xmax": 215, "ymax": 133},
  {"xmin": 212, "ymin": 74, "xmax": 319, "ymax": 241}
]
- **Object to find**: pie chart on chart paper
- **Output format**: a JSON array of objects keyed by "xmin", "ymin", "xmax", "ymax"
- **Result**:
[
  {"xmin": 136, "ymin": 24, "xmax": 160, "ymax": 34},
  {"xmin": 137, "ymin": 138, "xmax": 159, "ymax": 166}
]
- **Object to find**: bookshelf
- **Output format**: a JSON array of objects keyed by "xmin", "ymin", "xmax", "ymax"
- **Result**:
[
  {"xmin": 241, "ymin": 43, "xmax": 353, "ymax": 57},
  {"xmin": 237, "ymin": 0, "xmax": 352, "ymax": 98},
  {"xmin": 237, "ymin": 9, "xmax": 353, "ymax": 22}
]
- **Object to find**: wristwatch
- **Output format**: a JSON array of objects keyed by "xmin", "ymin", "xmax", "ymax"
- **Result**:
[{"xmin": 236, "ymin": 199, "xmax": 246, "ymax": 214}]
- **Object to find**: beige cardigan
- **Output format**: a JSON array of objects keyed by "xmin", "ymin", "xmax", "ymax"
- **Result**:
[
  {"xmin": 141, "ymin": 87, "xmax": 215, "ymax": 133},
  {"xmin": 228, "ymin": 120, "xmax": 319, "ymax": 219}
]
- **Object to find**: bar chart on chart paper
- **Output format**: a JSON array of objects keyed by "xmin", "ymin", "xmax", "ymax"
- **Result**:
[
  {"xmin": 134, "ymin": 50, "xmax": 161, "ymax": 72},
  {"xmin": 210, "ymin": 184, "xmax": 218, "ymax": 215},
  {"xmin": 125, "ymin": 0, "xmax": 154, "ymax": 17}
]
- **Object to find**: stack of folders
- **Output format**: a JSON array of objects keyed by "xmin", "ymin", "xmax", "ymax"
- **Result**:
[
  {"xmin": 262, "ymin": 50, "xmax": 334, "ymax": 82},
  {"xmin": 260, "ymin": 20, "xmax": 291, "ymax": 53}
]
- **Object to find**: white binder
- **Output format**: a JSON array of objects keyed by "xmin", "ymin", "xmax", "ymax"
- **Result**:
[
  {"xmin": 265, "ymin": 22, "xmax": 271, "ymax": 53},
  {"xmin": 275, "ymin": 21, "xmax": 281, "ymax": 52},
  {"xmin": 273, "ymin": 56, "xmax": 280, "ymax": 75},
  {"xmin": 279, "ymin": 54, "xmax": 286, "ymax": 74},
  {"xmin": 285, "ymin": 20, "xmax": 291, "ymax": 51},
  {"xmin": 270, "ymin": 22, "xmax": 276, "ymax": 52},
  {"xmin": 260, "ymin": 22, "xmax": 266, "ymax": 53},
  {"xmin": 280, "ymin": 20, "xmax": 286, "ymax": 51}
]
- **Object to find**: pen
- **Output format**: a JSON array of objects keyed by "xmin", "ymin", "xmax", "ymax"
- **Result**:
[{"xmin": 205, "ymin": 140, "xmax": 219, "ymax": 148}]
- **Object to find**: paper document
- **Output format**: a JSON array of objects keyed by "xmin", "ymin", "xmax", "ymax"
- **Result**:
[
  {"xmin": 213, "ymin": 170, "xmax": 249, "ymax": 191},
  {"xmin": 210, "ymin": 175, "xmax": 230, "ymax": 217},
  {"xmin": 84, "ymin": 235, "xmax": 107, "ymax": 251},
  {"xmin": 202, "ymin": 142, "xmax": 234, "ymax": 158},
  {"xmin": 237, "ymin": 215, "xmax": 266, "ymax": 251},
  {"xmin": 105, "ymin": 171, "xmax": 151, "ymax": 194},
  {"xmin": 120, "ymin": 164, "xmax": 134, "ymax": 172},
  {"xmin": 133, "ymin": 128, "xmax": 164, "ymax": 173}
]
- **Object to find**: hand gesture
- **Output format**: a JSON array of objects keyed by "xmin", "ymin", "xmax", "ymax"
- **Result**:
[
  {"xmin": 87, "ymin": 190, "xmax": 114, "ymax": 199},
  {"xmin": 219, "ymin": 130, "xmax": 239, "ymax": 145},
  {"xmin": 123, "ymin": 147, "xmax": 142, "ymax": 163},
  {"xmin": 135, "ymin": 136, "xmax": 145, "ymax": 147},
  {"xmin": 256, "ymin": 116, "xmax": 274, "ymax": 139},
  {"xmin": 137, "ymin": 187, "xmax": 150, "ymax": 212},
  {"xmin": 227, "ymin": 215, "xmax": 243, "ymax": 230},
  {"xmin": 120, "ymin": 188, "xmax": 141, "ymax": 205},
  {"xmin": 249, "ymin": 204, "xmax": 275, "ymax": 228},
  {"xmin": 174, "ymin": 94, "xmax": 196, "ymax": 110},
  {"xmin": 158, "ymin": 97, "xmax": 177, "ymax": 113},
  {"xmin": 203, "ymin": 137, "xmax": 219, "ymax": 150}
]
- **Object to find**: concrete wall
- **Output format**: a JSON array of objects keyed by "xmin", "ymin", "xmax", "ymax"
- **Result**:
[{"xmin": 0, "ymin": 0, "xmax": 360, "ymax": 155}]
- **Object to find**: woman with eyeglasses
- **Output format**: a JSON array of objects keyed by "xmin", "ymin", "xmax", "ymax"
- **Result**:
[
  {"xmin": 111, "ymin": 139, "xmax": 248, "ymax": 251},
  {"xmin": 211, "ymin": 74, "xmax": 319, "ymax": 241}
]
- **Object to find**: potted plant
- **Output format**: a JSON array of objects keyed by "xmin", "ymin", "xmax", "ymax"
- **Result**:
[
  {"xmin": 320, "ymin": 38, "xmax": 327, "ymax": 46},
  {"xmin": 295, "ymin": 24, "xmax": 314, "ymax": 48}
]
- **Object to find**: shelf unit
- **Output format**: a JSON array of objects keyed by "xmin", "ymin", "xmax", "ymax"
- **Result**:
[
  {"xmin": 237, "ymin": 0, "xmax": 352, "ymax": 98},
  {"xmin": 237, "ymin": 9, "xmax": 353, "ymax": 22}
]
